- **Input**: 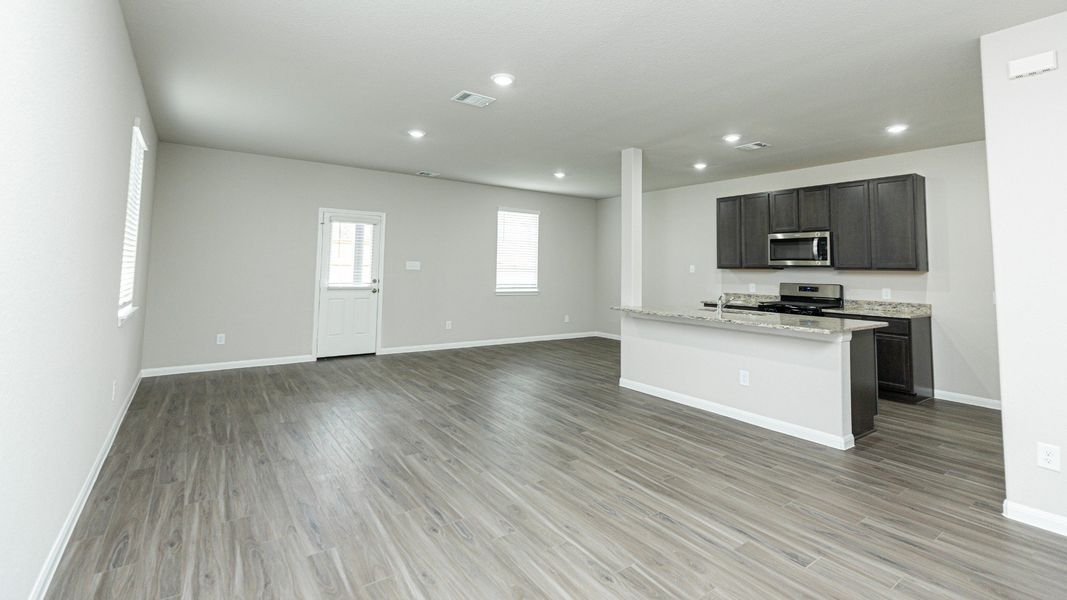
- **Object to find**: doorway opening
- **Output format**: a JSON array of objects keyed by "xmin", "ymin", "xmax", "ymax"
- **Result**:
[{"xmin": 313, "ymin": 208, "xmax": 385, "ymax": 358}]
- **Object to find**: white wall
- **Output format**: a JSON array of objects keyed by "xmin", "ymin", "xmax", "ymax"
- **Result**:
[
  {"xmin": 595, "ymin": 196, "xmax": 622, "ymax": 334},
  {"xmin": 143, "ymin": 143, "xmax": 597, "ymax": 368},
  {"xmin": 981, "ymin": 12, "xmax": 1067, "ymax": 533},
  {"xmin": 596, "ymin": 142, "xmax": 1000, "ymax": 402},
  {"xmin": 0, "ymin": 1, "xmax": 158, "ymax": 597}
]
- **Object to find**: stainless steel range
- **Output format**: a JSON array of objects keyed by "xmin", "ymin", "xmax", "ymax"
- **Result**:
[{"xmin": 757, "ymin": 283, "xmax": 844, "ymax": 316}]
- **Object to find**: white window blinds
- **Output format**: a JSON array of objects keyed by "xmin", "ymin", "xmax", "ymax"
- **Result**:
[
  {"xmin": 327, "ymin": 220, "xmax": 376, "ymax": 286},
  {"xmin": 118, "ymin": 126, "xmax": 147, "ymax": 312},
  {"xmin": 496, "ymin": 209, "xmax": 539, "ymax": 294}
]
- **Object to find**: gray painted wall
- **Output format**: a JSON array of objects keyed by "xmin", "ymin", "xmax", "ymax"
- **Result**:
[
  {"xmin": 0, "ymin": 1, "xmax": 158, "ymax": 596},
  {"xmin": 982, "ymin": 12, "xmax": 1067, "ymax": 528},
  {"xmin": 143, "ymin": 143, "xmax": 598, "ymax": 368},
  {"xmin": 595, "ymin": 195, "xmax": 621, "ymax": 335},
  {"xmin": 596, "ymin": 141, "xmax": 1000, "ymax": 402}
]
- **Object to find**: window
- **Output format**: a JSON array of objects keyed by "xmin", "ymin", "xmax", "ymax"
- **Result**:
[
  {"xmin": 496, "ymin": 208, "xmax": 539, "ymax": 294},
  {"xmin": 118, "ymin": 125, "xmax": 147, "ymax": 323},
  {"xmin": 327, "ymin": 220, "xmax": 376, "ymax": 286}
]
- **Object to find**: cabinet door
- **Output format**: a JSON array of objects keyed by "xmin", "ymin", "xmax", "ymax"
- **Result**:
[
  {"xmin": 741, "ymin": 193, "xmax": 771, "ymax": 268},
  {"xmin": 830, "ymin": 181, "xmax": 871, "ymax": 269},
  {"xmin": 770, "ymin": 189, "xmax": 799, "ymax": 233},
  {"xmin": 799, "ymin": 185, "xmax": 831, "ymax": 231},
  {"xmin": 876, "ymin": 333, "xmax": 913, "ymax": 393},
  {"xmin": 716, "ymin": 196, "xmax": 742, "ymax": 268},
  {"xmin": 870, "ymin": 175, "xmax": 919, "ymax": 269}
]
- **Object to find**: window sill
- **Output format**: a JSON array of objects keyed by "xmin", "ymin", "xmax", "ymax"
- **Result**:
[
  {"xmin": 117, "ymin": 305, "xmax": 140, "ymax": 327},
  {"xmin": 496, "ymin": 290, "xmax": 540, "ymax": 296}
]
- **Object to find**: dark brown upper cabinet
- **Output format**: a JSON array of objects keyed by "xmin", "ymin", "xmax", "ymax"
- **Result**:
[
  {"xmin": 715, "ymin": 174, "xmax": 927, "ymax": 271},
  {"xmin": 830, "ymin": 180, "xmax": 872, "ymax": 269},
  {"xmin": 869, "ymin": 174, "xmax": 928, "ymax": 270},
  {"xmin": 770, "ymin": 189, "xmax": 799, "ymax": 233},
  {"xmin": 716, "ymin": 196, "xmax": 742, "ymax": 269},
  {"xmin": 741, "ymin": 192, "xmax": 771, "ymax": 268},
  {"xmin": 798, "ymin": 185, "xmax": 831, "ymax": 231}
]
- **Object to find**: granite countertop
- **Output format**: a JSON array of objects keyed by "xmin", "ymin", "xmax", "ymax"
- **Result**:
[
  {"xmin": 612, "ymin": 305, "xmax": 887, "ymax": 336},
  {"xmin": 701, "ymin": 294, "xmax": 932, "ymax": 319}
]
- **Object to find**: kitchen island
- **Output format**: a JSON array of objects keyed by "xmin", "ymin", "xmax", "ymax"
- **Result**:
[{"xmin": 614, "ymin": 306, "xmax": 887, "ymax": 449}]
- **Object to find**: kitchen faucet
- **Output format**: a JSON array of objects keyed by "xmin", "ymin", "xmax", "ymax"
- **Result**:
[{"xmin": 717, "ymin": 292, "xmax": 728, "ymax": 317}]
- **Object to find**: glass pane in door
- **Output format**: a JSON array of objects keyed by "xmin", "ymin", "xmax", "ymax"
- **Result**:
[{"xmin": 328, "ymin": 221, "xmax": 376, "ymax": 286}]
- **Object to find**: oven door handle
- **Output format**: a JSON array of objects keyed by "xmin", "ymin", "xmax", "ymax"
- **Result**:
[{"xmin": 812, "ymin": 237, "xmax": 818, "ymax": 258}]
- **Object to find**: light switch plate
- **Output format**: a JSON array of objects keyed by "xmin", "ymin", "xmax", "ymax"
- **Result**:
[
  {"xmin": 882, "ymin": 288, "xmax": 892, "ymax": 300},
  {"xmin": 749, "ymin": 283, "xmax": 757, "ymax": 293},
  {"xmin": 405, "ymin": 261, "xmax": 421, "ymax": 271},
  {"xmin": 689, "ymin": 264, "xmax": 696, "ymax": 274},
  {"xmin": 216, "ymin": 333, "xmax": 226, "ymax": 345},
  {"xmin": 739, "ymin": 370, "xmax": 750, "ymax": 386}
]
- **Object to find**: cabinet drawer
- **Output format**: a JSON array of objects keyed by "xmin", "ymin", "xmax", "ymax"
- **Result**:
[{"xmin": 837, "ymin": 313, "xmax": 910, "ymax": 335}]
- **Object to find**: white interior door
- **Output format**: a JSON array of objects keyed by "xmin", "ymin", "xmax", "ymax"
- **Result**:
[{"xmin": 316, "ymin": 211, "xmax": 383, "ymax": 357}]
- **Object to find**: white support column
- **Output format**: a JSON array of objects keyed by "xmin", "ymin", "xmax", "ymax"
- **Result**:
[{"xmin": 621, "ymin": 147, "xmax": 642, "ymax": 306}]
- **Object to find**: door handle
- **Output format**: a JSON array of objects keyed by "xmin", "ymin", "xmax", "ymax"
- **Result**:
[
  {"xmin": 372, "ymin": 278, "xmax": 378, "ymax": 284},
  {"xmin": 371, "ymin": 288, "xmax": 379, "ymax": 293}
]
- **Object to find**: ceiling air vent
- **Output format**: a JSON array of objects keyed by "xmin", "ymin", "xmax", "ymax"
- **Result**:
[
  {"xmin": 415, "ymin": 170, "xmax": 440, "ymax": 177},
  {"xmin": 451, "ymin": 90, "xmax": 496, "ymax": 108},
  {"xmin": 735, "ymin": 141, "xmax": 770, "ymax": 151}
]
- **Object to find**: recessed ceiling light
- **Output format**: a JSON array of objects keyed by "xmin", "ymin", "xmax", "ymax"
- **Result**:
[
  {"xmin": 407, "ymin": 129, "xmax": 426, "ymax": 138},
  {"xmin": 491, "ymin": 73, "xmax": 515, "ymax": 87},
  {"xmin": 693, "ymin": 162, "xmax": 708, "ymax": 170},
  {"xmin": 886, "ymin": 123, "xmax": 909, "ymax": 134},
  {"xmin": 722, "ymin": 133, "xmax": 742, "ymax": 143},
  {"xmin": 554, "ymin": 171, "xmax": 566, "ymax": 179}
]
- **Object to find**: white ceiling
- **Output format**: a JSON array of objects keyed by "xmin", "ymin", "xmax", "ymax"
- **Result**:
[{"xmin": 119, "ymin": 0, "xmax": 1067, "ymax": 199}]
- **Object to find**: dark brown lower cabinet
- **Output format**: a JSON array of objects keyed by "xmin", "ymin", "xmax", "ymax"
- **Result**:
[
  {"xmin": 849, "ymin": 329, "xmax": 878, "ymax": 438},
  {"xmin": 875, "ymin": 334, "xmax": 912, "ymax": 393},
  {"xmin": 839, "ymin": 314, "xmax": 934, "ymax": 402}
]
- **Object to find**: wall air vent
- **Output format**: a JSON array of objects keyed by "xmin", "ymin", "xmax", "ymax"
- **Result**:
[
  {"xmin": 735, "ymin": 141, "xmax": 770, "ymax": 151},
  {"xmin": 451, "ymin": 90, "xmax": 496, "ymax": 108},
  {"xmin": 415, "ymin": 170, "xmax": 440, "ymax": 177}
]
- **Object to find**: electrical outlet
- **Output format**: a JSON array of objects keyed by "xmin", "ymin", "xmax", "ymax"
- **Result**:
[
  {"xmin": 739, "ymin": 370, "xmax": 750, "ymax": 386},
  {"xmin": 689, "ymin": 264, "xmax": 696, "ymax": 274},
  {"xmin": 563, "ymin": 314, "xmax": 570, "ymax": 323},
  {"xmin": 405, "ymin": 260, "xmax": 422, "ymax": 271},
  {"xmin": 445, "ymin": 320, "xmax": 452, "ymax": 330},
  {"xmin": 882, "ymin": 288, "xmax": 892, "ymax": 300},
  {"xmin": 749, "ymin": 283, "xmax": 757, "ymax": 293},
  {"xmin": 216, "ymin": 333, "xmax": 226, "ymax": 345},
  {"xmin": 1037, "ymin": 443, "xmax": 1061, "ymax": 471}
]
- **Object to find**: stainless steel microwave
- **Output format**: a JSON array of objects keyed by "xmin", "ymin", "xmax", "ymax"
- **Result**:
[{"xmin": 767, "ymin": 231, "xmax": 832, "ymax": 267}]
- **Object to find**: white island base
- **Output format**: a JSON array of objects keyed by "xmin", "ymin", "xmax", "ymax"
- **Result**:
[{"xmin": 617, "ymin": 307, "xmax": 884, "ymax": 450}]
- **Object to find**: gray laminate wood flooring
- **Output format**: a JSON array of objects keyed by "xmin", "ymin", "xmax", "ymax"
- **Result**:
[{"xmin": 46, "ymin": 338, "xmax": 1067, "ymax": 599}]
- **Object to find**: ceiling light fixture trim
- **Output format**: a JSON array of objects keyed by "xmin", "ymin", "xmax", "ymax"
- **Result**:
[{"xmin": 491, "ymin": 73, "xmax": 515, "ymax": 86}]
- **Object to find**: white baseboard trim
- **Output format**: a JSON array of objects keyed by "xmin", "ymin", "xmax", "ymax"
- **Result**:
[
  {"xmin": 591, "ymin": 331, "xmax": 621, "ymax": 341},
  {"xmin": 377, "ymin": 332, "xmax": 602, "ymax": 355},
  {"xmin": 934, "ymin": 389, "xmax": 1001, "ymax": 410},
  {"xmin": 618, "ymin": 377, "xmax": 854, "ymax": 450},
  {"xmin": 30, "ymin": 374, "xmax": 142, "ymax": 600},
  {"xmin": 1003, "ymin": 500, "xmax": 1067, "ymax": 538},
  {"xmin": 141, "ymin": 354, "xmax": 315, "ymax": 377}
]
